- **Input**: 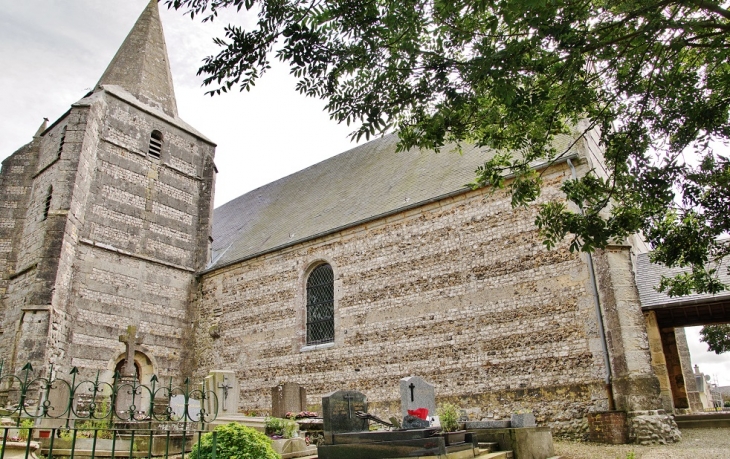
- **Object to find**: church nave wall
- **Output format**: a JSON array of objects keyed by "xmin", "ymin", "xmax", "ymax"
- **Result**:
[{"xmin": 194, "ymin": 161, "xmax": 613, "ymax": 426}]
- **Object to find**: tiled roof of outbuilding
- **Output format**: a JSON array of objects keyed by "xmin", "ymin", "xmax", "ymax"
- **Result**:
[{"xmin": 636, "ymin": 251, "xmax": 730, "ymax": 309}]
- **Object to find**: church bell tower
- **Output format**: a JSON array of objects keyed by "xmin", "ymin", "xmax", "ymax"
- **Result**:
[{"xmin": 0, "ymin": 0, "xmax": 216, "ymax": 386}]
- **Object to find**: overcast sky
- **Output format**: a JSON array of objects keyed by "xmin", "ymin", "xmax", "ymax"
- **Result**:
[
  {"xmin": 1, "ymin": 1, "xmax": 728, "ymax": 387},
  {"xmin": 0, "ymin": 0, "xmax": 361, "ymax": 208}
]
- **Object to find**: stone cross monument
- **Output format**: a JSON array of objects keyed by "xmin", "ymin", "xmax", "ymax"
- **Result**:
[{"xmin": 118, "ymin": 325, "xmax": 143, "ymax": 379}]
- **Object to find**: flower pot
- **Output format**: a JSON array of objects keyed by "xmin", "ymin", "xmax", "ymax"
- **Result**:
[{"xmin": 441, "ymin": 430, "xmax": 466, "ymax": 446}]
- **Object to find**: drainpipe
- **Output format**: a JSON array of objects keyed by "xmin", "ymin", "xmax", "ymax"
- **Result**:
[{"xmin": 567, "ymin": 158, "xmax": 616, "ymax": 411}]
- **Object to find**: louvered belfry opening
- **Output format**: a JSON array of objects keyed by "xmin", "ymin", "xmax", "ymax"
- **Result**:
[
  {"xmin": 306, "ymin": 264, "xmax": 335, "ymax": 345},
  {"xmin": 43, "ymin": 186, "xmax": 53, "ymax": 220},
  {"xmin": 148, "ymin": 130, "xmax": 163, "ymax": 158},
  {"xmin": 58, "ymin": 126, "xmax": 66, "ymax": 158}
]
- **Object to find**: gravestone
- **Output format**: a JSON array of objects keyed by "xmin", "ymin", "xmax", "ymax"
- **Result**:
[
  {"xmin": 116, "ymin": 325, "xmax": 143, "ymax": 418},
  {"xmin": 510, "ymin": 412, "xmax": 536, "ymax": 428},
  {"xmin": 399, "ymin": 376, "xmax": 436, "ymax": 419},
  {"xmin": 271, "ymin": 382, "xmax": 307, "ymax": 418},
  {"xmin": 118, "ymin": 325, "xmax": 142, "ymax": 379},
  {"xmin": 203, "ymin": 370, "xmax": 239, "ymax": 418},
  {"xmin": 321, "ymin": 390, "xmax": 368, "ymax": 444}
]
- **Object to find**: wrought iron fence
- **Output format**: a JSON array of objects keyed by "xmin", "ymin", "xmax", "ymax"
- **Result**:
[{"xmin": 0, "ymin": 361, "xmax": 219, "ymax": 459}]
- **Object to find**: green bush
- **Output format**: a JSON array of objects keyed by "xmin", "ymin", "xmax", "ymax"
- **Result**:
[
  {"xmin": 437, "ymin": 403, "xmax": 460, "ymax": 432},
  {"xmin": 18, "ymin": 419, "xmax": 34, "ymax": 441},
  {"xmin": 190, "ymin": 423, "xmax": 279, "ymax": 459},
  {"xmin": 724, "ymin": 400, "xmax": 730, "ymax": 408}
]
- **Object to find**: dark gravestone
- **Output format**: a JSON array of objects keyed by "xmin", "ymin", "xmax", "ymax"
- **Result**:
[
  {"xmin": 399, "ymin": 376, "xmax": 436, "ymax": 419},
  {"xmin": 271, "ymin": 382, "xmax": 307, "ymax": 418},
  {"xmin": 322, "ymin": 390, "xmax": 368, "ymax": 444}
]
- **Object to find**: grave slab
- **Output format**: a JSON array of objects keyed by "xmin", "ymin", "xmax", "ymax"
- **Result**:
[
  {"xmin": 317, "ymin": 436, "xmax": 476, "ymax": 459},
  {"xmin": 464, "ymin": 420, "xmax": 511, "ymax": 429}
]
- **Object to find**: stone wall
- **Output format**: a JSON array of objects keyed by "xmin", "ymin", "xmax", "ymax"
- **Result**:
[
  {"xmin": 194, "ymin": 161, "xmax": 614, "ymax": 428},
  {"xmin": 591, "ymin": 246, "xmax": 663, "ymax": 412},
  {"xmin": 56, "ymin": 92, "xmax": 215, "ymax": 380},
  {"xmin": 0, "ymin": 112, "xmax": 79, "ymax": 375},
  {"xmin": 0, "ymin": 89, "xmax": 216, "ymax": 382},
  {"xmin": 0, "ymin": 134, "xmax": 40, "ymax": 366},
  {"xmin": 674, "ymin": 327, "xmax": 702, "ymax": 412}
]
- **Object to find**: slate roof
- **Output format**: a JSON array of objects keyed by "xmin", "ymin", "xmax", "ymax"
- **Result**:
[
  {"xmin": 209, "ymin": 132, "xmax": 578, "ymax": 270},
  {"xmin": 636, "ymin": 252, "xmax": 730, "ymax": 309}
]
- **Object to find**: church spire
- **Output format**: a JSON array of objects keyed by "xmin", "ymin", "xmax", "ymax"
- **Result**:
[{"xmin": 96, "ymin": 0, "xmax": 178, "ymax": 118}]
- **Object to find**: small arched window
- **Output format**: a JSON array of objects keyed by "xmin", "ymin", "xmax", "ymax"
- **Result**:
[
  {"xmin": 148, "ymin": 130, "xmax": 163, "ymax": 159},
  {"xmin": 57, "ymin": 126, "xmax": 66, "ymax": 158},
  {"xmin": 306, "ymin": 264, "xmax": 335, "ymax": 345},
  {"xmin": 42, "ymin": 186, "xmax": 52, "ymax": 220}
]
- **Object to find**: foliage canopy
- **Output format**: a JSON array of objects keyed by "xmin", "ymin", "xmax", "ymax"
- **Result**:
[
  {"xmin": 700, "ymin": 324, "xmax": 730, "ymax": 354},
  {"xmin": 168, "ymin": 0, "xmax": 730, "ymax": 296}
]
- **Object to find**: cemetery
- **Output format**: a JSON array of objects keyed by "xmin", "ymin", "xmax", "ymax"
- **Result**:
[{"xmin": 0, "ymin": 353, "xmax": 559, "ymax": 459}]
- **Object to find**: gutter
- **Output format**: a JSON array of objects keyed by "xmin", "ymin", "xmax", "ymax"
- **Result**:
[{"xmin": 567, "ymin": 158, "xmax": 616, "ymax": 411}]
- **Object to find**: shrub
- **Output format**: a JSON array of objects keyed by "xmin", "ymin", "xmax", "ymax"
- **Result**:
[
  {"xmin": 190, "ymin": 423, "xmax": 279, "ymax": 459},
  {"xmin": 18, "ymin": 419, "xmax": 34, "ymax": 441},
  {"xmin": 437, "ymin": 403, "xmax": 460, "ymax": 432},
  {"xmin": 724, "ymin": 400, "xmax": 730, "ymax": 408},
  {"xmin": 75, "ymin": 419, "xmax": 114, "ymax": 439},
  {"xmin": 283, "ymin": 417, "xmax": 298, "ymax": 439},
  {"xmin": 264, "ymin": 416, "xmax": 285, "ymax": 436}
]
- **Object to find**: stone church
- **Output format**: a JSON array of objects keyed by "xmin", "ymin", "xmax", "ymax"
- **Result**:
[{"xmin": 2, "ymin": 0, "xmax": 723, "ymax": 441}]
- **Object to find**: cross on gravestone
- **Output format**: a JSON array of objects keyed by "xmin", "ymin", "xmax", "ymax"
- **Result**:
[
  {"xmin": 119, "ymin": 325, "xmax": 143, "ymax": 378},
  {"xmin": 218, "ymin": 377, "xmax": 234, "ymax": 411},
  {"xmin": 409, "ymin": 383, "xmax": 415, "ymax": 402},
  {"xmin": 342, "ymin": 393, "xmax": 356, "ymax": 419}
]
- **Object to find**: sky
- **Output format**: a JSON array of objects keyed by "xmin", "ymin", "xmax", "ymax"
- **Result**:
[{"xmin": 1, "ymin": 1, "xmax": 729, "ymax": 387}]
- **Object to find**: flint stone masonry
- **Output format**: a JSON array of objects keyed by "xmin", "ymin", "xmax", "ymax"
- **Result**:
[
  {"xmin": 1, "ymin": 2, "xmax": 689, "ymax": 446},
  {"xmin": 193, "ymin": 163, "xmax": 615, "ymax": 435},
  {"xmin": 628, "ymin": 410, "xmax": 681, "ymax": 445}
]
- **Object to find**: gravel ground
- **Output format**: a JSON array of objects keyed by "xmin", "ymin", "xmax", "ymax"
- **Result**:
[{"xmin": 553, "ymin": 428, "xmax": 730, "ymax": 459}]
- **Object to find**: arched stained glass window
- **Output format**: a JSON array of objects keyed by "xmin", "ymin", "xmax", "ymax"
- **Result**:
[{"xmin": 306, "ymin": 264, "xmax": 334, "ymax": 345}]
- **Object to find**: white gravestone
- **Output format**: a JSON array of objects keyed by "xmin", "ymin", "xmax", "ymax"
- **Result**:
[
  {"xmin": 399, "ymin": 375, "xmax": 436, "ymax": 419},
  {"xmin": 203, "ymin": 370, "xmax": 239, "ymax": 419}
]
